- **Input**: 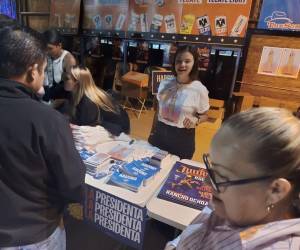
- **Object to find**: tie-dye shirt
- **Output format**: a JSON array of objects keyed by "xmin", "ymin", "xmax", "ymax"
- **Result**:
[
  {"xmin": 157, "ymin": 77, "xmax": 209, "ymax": 128},
  {"xmin": 165, "ymin": 209, "xmax": 300, "ymax": 250}
]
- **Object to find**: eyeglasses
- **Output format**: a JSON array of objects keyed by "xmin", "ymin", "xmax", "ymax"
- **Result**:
[{"xmin": 202, "ymin": 154, "xmax": 272, "ymax": 193}]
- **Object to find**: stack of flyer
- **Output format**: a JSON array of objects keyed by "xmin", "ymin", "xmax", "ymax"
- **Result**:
[
  {"xmin": 107, "ymin": 172, "xmax": 144, "ymax": 192},
  {"xmin": 107, "ymin": 159, "xmax": 161, "ymax": 192},
  {"xmin": 84, "ymin": 152, "xmax": 111, "ymax": 176},
  {"xmin": 149, "ymin": 150, "xmax": 168, "ymax": 167},
  {"xmin": 93, "ymin": 160, "xmax": 125, "ymax": 180},
  {"xmin": 78, "ymin": 148, "xmax": 95, "ymax": 161},
  {"xmin": 71, "ymin": 124, "xmax": 112, "ymax": 152},
  {"xmin": 108, "ymin": 144, "xmax": 135, "ymax": 161},
  {"xmin": 121, "ymin": 160, "xmax": 161, "ymax": 186}
]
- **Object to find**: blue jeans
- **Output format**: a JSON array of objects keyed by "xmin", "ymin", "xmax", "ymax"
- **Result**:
[{"xmin": 0, "ymin": 227, "xmax": 66, "ymax": 250}]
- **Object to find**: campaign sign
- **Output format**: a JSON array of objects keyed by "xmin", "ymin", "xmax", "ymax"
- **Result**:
[
  {"xmin": 84, "ymin": 185, "xmax": 147, "ymax": 249},
  {"xmin": 152, "ymin": 71, "xmax": 174, "ymax": 94},
  {"xmin": 258, "ymin": 0, "xmax": 300, "ymax": 31}
]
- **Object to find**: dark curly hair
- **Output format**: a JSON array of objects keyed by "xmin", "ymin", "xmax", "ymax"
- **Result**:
[{"xmin": 0, "ymin": 28, "xmax": 46, "ymax": 78}]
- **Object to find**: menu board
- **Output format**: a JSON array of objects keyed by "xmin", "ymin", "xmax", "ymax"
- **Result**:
[
  {"xmin": 49, "ymin": 0, "xmax": 81, "ymax": 29},
  {"xmin": 83, "ymin": 0, "xmax": 253, "ymax": 37},
  {"xmin": 180, "ymin": 0, "xmax": 253, "ymax": 37},
  {"xmin": 127, "ymin": 0, "xmax": 182, "ymax": 33}
]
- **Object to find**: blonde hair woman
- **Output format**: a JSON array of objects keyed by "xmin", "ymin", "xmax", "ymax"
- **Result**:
[{"xmin": 63, "ymin": 66, "xmax": 130, "ymax": 135}]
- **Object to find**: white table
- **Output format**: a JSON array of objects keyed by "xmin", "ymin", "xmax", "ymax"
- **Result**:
[
  {"xmin": 146, "ymin": 159, "xmax": 205, "ymax": 230},
  {"xmin": 85, "ymin": 140, "xmax": 179, "ymax": 207}
]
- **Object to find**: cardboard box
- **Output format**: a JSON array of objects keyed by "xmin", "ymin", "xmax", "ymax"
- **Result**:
[{"xmin": 121, "ymin": 71, "xmax": 149, "ymax": 88}]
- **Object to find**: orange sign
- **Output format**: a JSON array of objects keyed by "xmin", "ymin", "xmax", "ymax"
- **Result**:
[
  {"xmin": 82, "ymin": 0, "xmax": 253, "ymax": 37},
  {"xmin": 181, "ymin": 0, "xmax": 253, "ymax": 37}
]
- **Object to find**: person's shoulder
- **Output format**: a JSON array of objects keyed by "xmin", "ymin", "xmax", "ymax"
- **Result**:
[
  {"xmin": 190, "ymin": 80, "xmax": 208, "ymax": 92},
  {"xmin": 160, "ymin": 77, "xmax": 176, "ymax": 87},
  {"xmin": 63, "ymin": 50, "xmax": 76, "ymax": 67},
  {"xmin": 64, "ymin": 52, "xmax": 76, "ymax": 61},
  {"xmin": 79, "ymin": 95, "xmax": 97, "ymax": 108},
  {"xmin": 190, "ymin": 80, "xmax": 205, "ymax": 87},
  {"xmin": 28, "ymin": 100, "xmax": 68, "ymax": 125}
]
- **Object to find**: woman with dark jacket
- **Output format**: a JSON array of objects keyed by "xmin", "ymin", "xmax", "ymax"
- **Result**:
[{"xmin": 62, "ymin": 66, "xmax": 130, "ymax": 136}]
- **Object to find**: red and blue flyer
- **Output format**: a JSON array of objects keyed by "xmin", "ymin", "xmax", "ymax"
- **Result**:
[{"xmin": 158, "ymin": 161, "xmax": 212, "ymax": 210}]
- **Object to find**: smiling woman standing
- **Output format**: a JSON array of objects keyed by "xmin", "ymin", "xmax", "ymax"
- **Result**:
[{"xmin": 148, "ymin": 45, "xmax": 209, "ymax": 159}]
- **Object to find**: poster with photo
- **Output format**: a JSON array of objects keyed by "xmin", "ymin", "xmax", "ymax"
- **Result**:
[
  {"xmin": 258, "ymin": 47, "xmax": 282, "ymax": 76},
  {"xmin": 180, "ymin": 0, "xmax": 253, "ymax": 37},
  {"xmin": 136, "ymin": 41, "xmax": 149, "ymax": 63},
  {"xmin": 258, "ymin": 47, "xmax": 300, "ymax": 79},
  {"xmin": 49, "ymin": 0, "xmax": 81, "ymax": 29},
  {"xmin": 197, "ymin": 46, "xmax": 210, "ymax": 71},
  {"xmin": 278, "ymin": 48, "xmax": 300, "ymax": 79},
  {"xmin": 83, "ymin": 0, "xmax": 129, "ymax": 30}
]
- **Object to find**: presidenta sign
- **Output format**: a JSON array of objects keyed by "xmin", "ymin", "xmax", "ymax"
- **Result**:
[
  {"xmin": 258, "ymin": 0, "xmax": 300, "ymax": 31},
  {"xmin": 207, "ymin": 0, "xmax": 247, "ymax": 4},
  {"xmin": 84, "ymin": 185, "xmax": 147, "ymax": 249}
]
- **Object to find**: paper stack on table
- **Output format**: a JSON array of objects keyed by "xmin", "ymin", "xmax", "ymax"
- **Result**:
[
  {"xmin": 106, "ymin": 158, "xmax": 161, "ymax": 192},
  {"xmin": 71, "ymin": 124, "xmax": 113, "ymax": 152},
  {"xmin": 84, "ymin": 152, "xmax": 111, "ymax": 176},
  {"xmin": 107, "ymin": 172, "xmax": 145, "ymax": 192},
  {"xmin": 121, "ymin": 160, "xmax": 161, "ymax": 186}
]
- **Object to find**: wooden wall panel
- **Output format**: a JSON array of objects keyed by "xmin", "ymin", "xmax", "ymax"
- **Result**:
[
  {"xmin": 26, "ymin": 0, "xmax": 50, "ymax": 32},
  {"xmin": 248, "ymin": 0, "xmax": 262, "ymax": 28},
  {"xmin": 241, "ymin": 34, "xmax": 300, "ymax": 103}
]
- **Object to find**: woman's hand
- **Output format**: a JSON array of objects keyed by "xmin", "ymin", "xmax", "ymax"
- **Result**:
[
  {"xmin": 195, "ymin": 112, "xmax": 208, "ymax": 125},
  {"xmin": 183, "ymin": 117, "xmax": 197, "ymax": 129},
  {"xmin": 183, "ymin": 112, "xmax": 208, "ymax": 128}
]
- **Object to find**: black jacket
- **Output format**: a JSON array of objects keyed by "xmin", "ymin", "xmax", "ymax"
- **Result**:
[
  {"xmin": 60, "ymin": 95, "xmax": 130, "ymax": 136},
  {"xmin": 0, "ymin": 78, "xmax": 85, "ymax": 247}
]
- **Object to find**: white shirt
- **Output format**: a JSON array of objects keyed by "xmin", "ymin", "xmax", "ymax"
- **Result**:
[
  {"xmin": 44, "ymin": 50, "xmax": 69, "ymax": 87},
  {"xmin": 157, "ymin": 77, "xmax": 209, "ymax": 128}
]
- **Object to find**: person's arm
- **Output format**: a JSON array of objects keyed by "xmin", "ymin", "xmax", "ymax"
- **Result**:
[
  {"xmin": 195, "ymin": 111, "xmax": 208, "ymax": 125},
  {"xmin": 164, "ymin": 235, "xmax": 181, "ymax": 250},
  {"xmin": 195, "ymin": 86, "xmax": 210, "ymax": 125},
  {"xmin": 183, "ymin": 84, "xmax": 210, "ymax": 129},
  {"xmin": 164, "ymin": 206, "xmax": 214, "ymax": 250},
  {"xmin": 44, "ymin": 114, "xmax": 85, "ymax": 203}
]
